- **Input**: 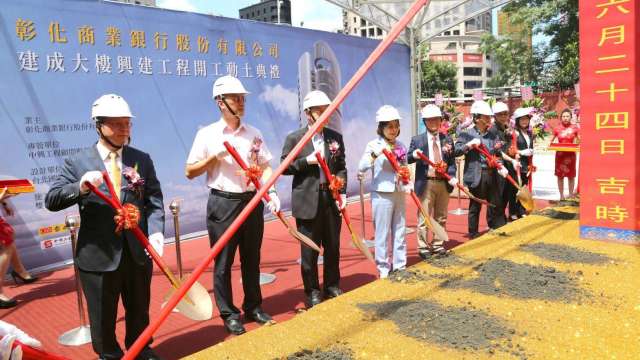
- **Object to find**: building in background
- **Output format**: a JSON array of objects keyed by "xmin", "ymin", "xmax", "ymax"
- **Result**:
[
  {"xmin": 424, "ymin": 2, "xmax": 493, "ymax": 97},
  {"xmin": 239, "ymin": 0, "xmax": 291, "ymax": 25},
  {"xmin": 341, "ymin": 10, "xmax": 387, "ymax": 39}
]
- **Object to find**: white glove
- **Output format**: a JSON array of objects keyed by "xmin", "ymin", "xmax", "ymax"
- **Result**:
[
  {"xmin": 412, "ymin": 149, "xmax": 423, "ymax": 159},
  {"xmin": 466, "ymin": 138, "xmax": 481, "ymax": 148},
  {"xmin": 79, "ymin": 171, "xmax": 104, "ymax": 194},
  {"xmin": 148, "ymin": 232, "xmax": 164, "ymax": 257},
  {"xmin": 0, "ymin": 334, "xmax": 15, "ymax": 359},
  {"xmin": 306, "ymin": 150, "xmax": 320, "ymax": 165},
  {"xmin": 498, "ymin": 167, "xmax": 509, "ymax": 178},
  {"xmin": 336, "ymin": 194, "xmax": 347, "ymax": 210},
  {"xmin": 0, "ymin": 321, "xmax": 41, "ymax": 348},
  {"xmin": 448, "ymin": 177, "xmax": 458, "ymax": 187},
  {"xmin": 518, "ymin": 148, "xmax": 533, "ymax": 157},
  {"xmin": 267, "ymin": 192, "xmax": 281, "ymax": 213}
]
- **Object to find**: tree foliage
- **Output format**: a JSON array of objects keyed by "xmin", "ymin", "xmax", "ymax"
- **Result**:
[
  {"xmin": 481, "ymin": 0, "xmax": 578, "ymax": 90},
  {"xmin": 420, "ymin": 59, "xmax": 458, "ymax": 98}
]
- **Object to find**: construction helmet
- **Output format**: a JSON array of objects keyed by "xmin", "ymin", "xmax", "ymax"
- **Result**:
[
  {"xmin": 513, "ymin": 107, "xmax": 533, "ymax": 119},
  {"xmin": 470, "ymin": 100, "xmax": 493, "ymax": 116},
  {"xmin": 375, "ymin": 105, "xmax": 401, "ymax": 123},
  {"xmin": 421, "ymin": 104, "xmax": 442, "ymax": 119},
  {"xmin": 491, "ymin": 101, "xmax": 509, "ymax": 114},
  {"xmin": 302, "ymin": 90, "xmax": 332, "ymax": 111},
  {"xmin": 212, "ymin": 75, "xmax": 250, "ymax": 99},
  {"xmin": 91, "ymin": 94, "xmax": 134, "ymax": 120}
]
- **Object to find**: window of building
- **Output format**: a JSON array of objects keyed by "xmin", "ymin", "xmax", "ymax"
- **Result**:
[
  {"xmin": 361, "ymin": 19, "xmax": 366, "ymax": 27},
  {"xmin": 368, "ymin": 28, "xmax": 374, "ymax": 37},
  {"xmin": 445, "ymin": 42, "xmax": 457, "ymax": 50},
  {"xmin": 486, "ymin": 68, "xmax": 493, "ymax": 77},
  {"xmin": 443, "ymin": 31, "xmax": 451, "ymax": 36},
  {"xmin": 463, "ymin": 67, "xmax": 482, "ymax": 76},
  {"xmin": 377, "ymin": 28, "xmax": 382, "ymax": 36},
  {"xmin": 486, "ymin": 55, "xmax": 491, "ymax": 60},
  {"xmin": 361, "ymin": 29, "xmax": 367, "ymax": 37},
  {"xmin": 453, "ymin": 30, "xmax": 460, "ymax": 35},
  {"xmin": 464, "ymin": 80, "xmax": 483, "ymax": 89}
]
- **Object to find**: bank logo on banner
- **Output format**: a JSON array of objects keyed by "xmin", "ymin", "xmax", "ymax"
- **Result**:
[{"xmin": 40, "ymin": 235, "xmax": 72, "ymax": 250}]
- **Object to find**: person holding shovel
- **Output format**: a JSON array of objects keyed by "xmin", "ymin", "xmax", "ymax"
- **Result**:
[
  {"xmin": 511, "ymin": 107, "xmax": 535, "ymax": 218},
  {"xmin": 280, "ymin": 90, "xmax": 346, "ymax": 308},
  {"xmin": 185, "ymin": 76, "xmax": 279, "ymax": 335},
  {"xmin": 454, "ymin": 100, "xmax": 509, "ymax": 239},
  {"xmin": 407, "ymin": 104, "xmax": 457, "ymax": 259},
  {"xmin": 45, "ymin": 94, "xmax": 165, "ymax": 360},
  {"xmin": 357, "ymin": 105, "xmax": 409, "ymax": 278}
]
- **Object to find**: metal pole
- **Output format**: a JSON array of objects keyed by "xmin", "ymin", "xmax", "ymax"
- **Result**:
[
  {"xmin": 169, "ymin": 199, "xmax": 183, "ymax": 278},
  {"xmin": 449, "ymin": 158, "xmax": 468, "ymax": 215},
  {"xmin": 409, "ymin": 27, "xmax": 418, "ymax": 137},
  {"xmin": 58, "ymin": 215, "xmax": 92, "ymax": 346},
  {"xmin": 277, "ymin": 0, "xmax": 281, "ymax": 24}
]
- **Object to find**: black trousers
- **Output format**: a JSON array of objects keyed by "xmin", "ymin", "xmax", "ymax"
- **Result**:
[
  {"xmin": 509, "ymin": 172, "xmax": 530, "ymax": 218},
  {"xmin": 78, "ymin": 241, "xmax": 153, "ymax": 359},
  {"xmin": 295, "ymin": 190, "xmax": 341, "ymax": 296},
  {"xmin": 468, "ymin": 169, "xmax": 506, "ymax": 234},
  {"xmin": 206, "ymin": 190, "xmax": 264, "ymax": 320}
]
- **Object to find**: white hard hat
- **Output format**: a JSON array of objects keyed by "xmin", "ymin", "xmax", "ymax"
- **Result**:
[
  {"xmin": 376, "ymin": 105, "xmax": 401, "ymax": 123},
  {"xmin": 513, "ymin": 107, "xmax": 533, "ymax": 119},
  {"xmin": 302, "ymin": 90, "xmax": 332, "ymax": 110},
  {"xmin": 421, "ymin": 104, "xmax": 442, "ymax": 119},
  {"xmin": 91, "ymin": 94, "xmax": 134, "ymax": 120},
  {"xmin": 470, "ymin": 100, "xmax": 493, "ymax": 116},
  {"xmin": 212, "ymin": 75, "xmax": 250, "ymax": 99},
  {"xmin": 492, "ymin": 101, "xmax": 509, "ymax": 114}
]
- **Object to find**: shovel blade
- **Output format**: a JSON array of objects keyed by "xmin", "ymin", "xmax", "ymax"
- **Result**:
[
  {"xmin": 290, "ymin": 228, "xmax": 322, "ymax": 253},
  {"xmin": 516, "ymin": 187, "xmax": 535, "ymax": 213},
  {"xmin": 164, "ymin": 277, "xmax": 213, "ymax": 321}
]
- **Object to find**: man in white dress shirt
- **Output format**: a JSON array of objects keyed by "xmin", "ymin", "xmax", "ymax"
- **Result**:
[{"xmin": 185, "ymin": 76, "xmax": 280, "ymax": 335}]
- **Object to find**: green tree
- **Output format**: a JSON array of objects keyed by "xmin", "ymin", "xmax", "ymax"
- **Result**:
[
  {"xmin": 420, "ymin": 59, "xmax": 457, "ymax": 98},
  {"xmin": 481, "ymin": 0, "xmax": 578, "ymax": 90}
]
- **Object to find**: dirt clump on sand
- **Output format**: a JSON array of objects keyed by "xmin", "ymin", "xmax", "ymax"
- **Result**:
[
  {"xmin": 423, "ymin": 253, "xmax": 471, "ymax": 268},
  {"xmin": 520, "ymin": 243, "xmax": 612, "ymax": 264},
  {"xmin": 440, "ymin": 258, "xmax": 584, "ymax": 302},
  {"xmin": 358, "ymin": 300, "xmax": 528, "ymax": 358},
  {"xmin": 533, "ymin": 208, "xmax": 578, "ymax": 220},
  {"xmin": 279, "ymin": 346, "xmax": 353, "ymax": 360}
]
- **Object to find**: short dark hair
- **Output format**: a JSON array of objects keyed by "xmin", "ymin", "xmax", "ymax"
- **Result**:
[
  {"xmin": 560, "ymin": 108, "xmax": 572, "ymax": 117},
  {"xmin": 377, "ymin": 121, "xmax": 400, "ymax": 139}
]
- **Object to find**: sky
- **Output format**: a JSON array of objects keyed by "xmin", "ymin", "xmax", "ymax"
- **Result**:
[{"xmin": 155, "ymin": 0, "xmax": 344, "ymax": 32}]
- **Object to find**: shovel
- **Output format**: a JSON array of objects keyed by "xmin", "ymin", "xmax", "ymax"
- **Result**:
[
  {"xmin": 86, "ymin": 173, "xmax": 213, "ymax": 321},
  {"xmin": 223, "ymin": 141, "xmax": 321, "ymax": 253},
  {"xmin": 380, "ymin": 149, "xmax": 449, "ymax": 245}
]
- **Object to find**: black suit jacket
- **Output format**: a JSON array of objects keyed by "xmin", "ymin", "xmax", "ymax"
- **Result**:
[
  {"xmin": 45, "ymin": 145, "xmax": 165, "ymax": 272},
  {"xmin": 281, "ymin": 127, "xmax": 347, "ymax": 220},
  {"xmin": 515, "ymin": 128, "xmax": 534, "ymax": 174},
  {"xmin": 407, "ymin": 131, "xmax": 457, "ymax": 197},
  {"xmin": 454, "ymin": 126, "xmax": 503, "ymax": 189}
]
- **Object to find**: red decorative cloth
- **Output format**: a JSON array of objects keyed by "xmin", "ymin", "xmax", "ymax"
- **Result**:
[
  {"xmin": 0, "ymin": 217, "xmax": 14, "ymax": 247},
  {"xmin": 243, "ymin": 164, "xmax": 263, "ymax": 186},
  {"xmin": 114, "ymin": 204, "xmax": 141, "ymax": 233},
  {"xmin": 328, "ymin": 176, "xmax": 345, "ymax": 200},
  {"xmin": 553, "ymin": 124, "xmax": 579, "ymax": 178}
]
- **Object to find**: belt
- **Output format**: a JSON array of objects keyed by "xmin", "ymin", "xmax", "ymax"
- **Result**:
[
  {"xmin": 210, "ymin": 188, "xmax": 256, "ymax": 201},
  {"xmin": 426, "ymin": 177, "xmax": 445, "ymax": 181}
]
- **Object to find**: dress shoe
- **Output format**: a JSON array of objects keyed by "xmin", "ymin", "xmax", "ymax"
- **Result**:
[
  {"xmin": 0, "ymin": 297, "xmax": 17, "ymax": 309},
  {"xmin": 137, "ymin": 348, "xmax": 164, "ymax": 360},
  {"xmin": 305, "ymin": 290, "xmax": 322, "ymax": 308},
  {"xmin": 245, "ymin": 308, "xmax": 273, "ymax": 325},
  {"xmin": 223, "ymin": 318, "xmax": 246, "ymax": 335},
  {"xmin": 11, "ymin": 270, "xmax": 38, "ymax": 284},
  {"xmin": 418, "ymin": 252, "xmax": 431, "ymax": 261},
  {"xmin": 324, "ymin": 287, "xmax": 343, "ymax": 299}
]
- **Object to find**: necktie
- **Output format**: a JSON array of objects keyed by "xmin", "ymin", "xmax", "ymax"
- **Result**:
[
  {"xmin": 109, "ymin": 152, "xmax": 121, "ymax": 200},
  {"xmin": 433, "ymin": 135, "xmax": 442, "ymax": 163}
]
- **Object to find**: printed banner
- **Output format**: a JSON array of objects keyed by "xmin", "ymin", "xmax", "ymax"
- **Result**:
[{"xmin": 0, "ymin": 0, "xmax": 411, "ymax": 270}]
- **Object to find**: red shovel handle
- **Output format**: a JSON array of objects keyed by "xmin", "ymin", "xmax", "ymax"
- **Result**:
[{"xmin": 223, "ymin": 141, "xmax": 272, "ymax": 202}]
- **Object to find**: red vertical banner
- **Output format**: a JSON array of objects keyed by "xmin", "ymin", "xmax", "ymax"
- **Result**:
[{"xmin": 579, "ymin": 0, "xmax": 639, "ymax": 244}]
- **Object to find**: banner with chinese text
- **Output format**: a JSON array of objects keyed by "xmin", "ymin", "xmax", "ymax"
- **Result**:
[
  {"xmin": 578, "ymin": 0, "xmax": 639, "ymax": 244},
  {"xmin": 0, "ymin": 0, "xmax": 411, "ymax": 271}
]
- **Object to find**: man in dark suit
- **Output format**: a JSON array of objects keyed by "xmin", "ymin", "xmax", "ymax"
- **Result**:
[
  {"xmin": 280, "ymin": 90, "xmax": 347, "ymax": 308},
  {"xmin": 408, "ymin": 104, "xmax": 457, "ymax": 259},
  {"xmin": 454, "ymin": 100, "xmax": 509, "ymax": 239},
  {"xmin": 45, "ymin": 94, "xmax": 165, "ymax": 360}
]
